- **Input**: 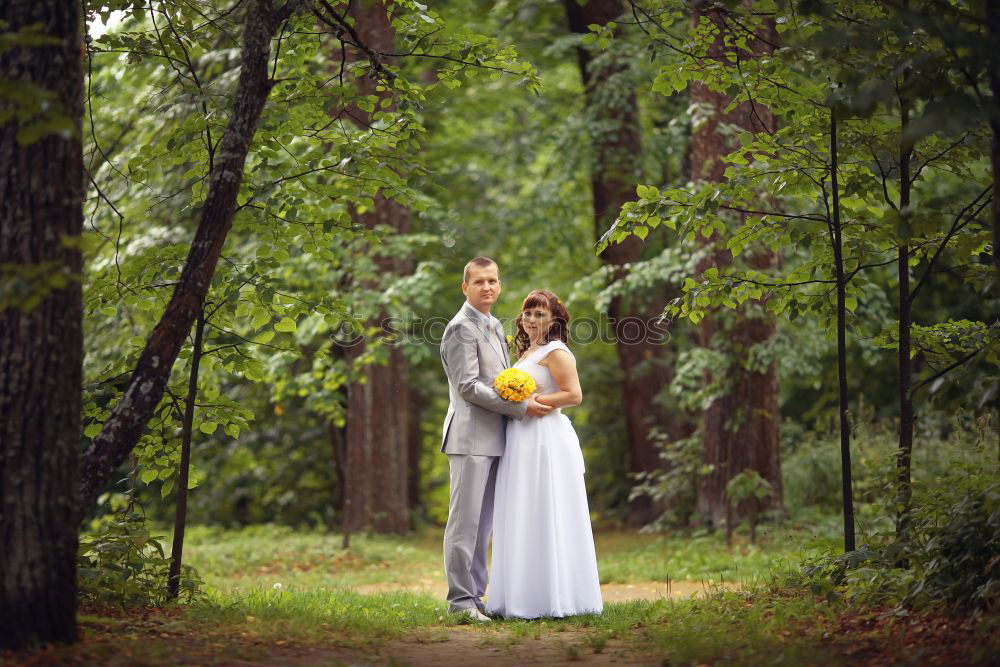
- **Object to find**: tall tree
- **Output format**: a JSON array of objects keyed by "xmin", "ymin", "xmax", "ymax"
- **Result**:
[
  {"xmin": 688, "ymin": 3, "xmax": 783, "ymax": 525},
  {"xmin": 78, "ymin": 0, "xmax": 306, "ymax": 513},
  {"xmin": 0, "ymin": 0, "xmax": 84, "ymax": 648},
  {"xmin": 565, "ymin": 0, "xmax": 685, "ymax": 525},
  {"xmin": 339, "ymin": 0, "xmax": 413, "ymax": 533}
]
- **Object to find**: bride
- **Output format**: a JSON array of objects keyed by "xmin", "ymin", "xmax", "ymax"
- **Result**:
[{"xmin": 486, "ymin": 289, "xmax": 603, "ymax": 619}]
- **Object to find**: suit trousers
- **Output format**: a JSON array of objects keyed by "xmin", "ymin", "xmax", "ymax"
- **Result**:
[{"xmin": 443, "ymin": 454, "xmax": 499, "ymax": 612}]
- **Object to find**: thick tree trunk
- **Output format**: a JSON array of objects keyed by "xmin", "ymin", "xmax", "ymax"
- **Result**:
[
  {"xmin": 407, "ymin": 388, "xmax": 423, "ymax": 511},
  {"xmin": 0, "ymin": 0, "xmax": 84, "ymax": 648},
  {"xmin": 689, "ymin": 4, "xmax": 783, "ymax": 526},
  {"xmin": 344, "ymin": 335, "xmax": 411, "ymax": 533},
  {"xmin": 341, "ymin": 1, "xmax": 412, "ymax": 534},
  {"xmin": 565, "ymin": 0, "xmax": 687, "ymax": 526},
  {"xmin": 78, "ymin": 0, "xmax": 302, "ymax": 514}
]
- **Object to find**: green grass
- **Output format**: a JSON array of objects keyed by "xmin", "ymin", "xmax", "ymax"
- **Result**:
[
  {"xmin": 152, "ymin": 521, "xmax": 867, "ymax": 662},
  {"xmin": 182, "ymin": 523, "xmax": 445, "ymax": 593},
  {"xmin": 115, "ymin": 522, "xmax": 840, "ymax": 659},
  {"xmin": 188, "ymin": 588, "xmax": 453, "ymax": 642},
  {"xmin": 11, "ymin": 520, "xmax": 989, "ymax": 665},
  {"xmin": 180, "ymin": 518, "xmax": 838, "ymax": 597},
  {"xmin": 592, "ymin": 520, "xmax": 838, "ymax": 584}
]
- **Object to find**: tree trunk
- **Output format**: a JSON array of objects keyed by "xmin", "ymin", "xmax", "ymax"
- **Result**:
[
  {"xmin": 988, "ymin": 1, "xmax": 1000, "ymax": 282},
  {"xmin": 689, "ymin": 4, "xmax": 783, "ymax": 526},
  {"xmin": 565, "ymin": 0, "xmax": 688, "ymax": 526},
  {"xmin": 407, "ymin": 388, "xmax": 424, "ymax": 511},
  {"xmin": 168, "ymin": 307, "xmax": 205, "ymax": 599},
  {"xmin": 831, "ymin": 107, "xmax": 856, "ymax": 553},
  {"xmin": 78, "ymin": 0, "xmax": 302, "ymax": 514},
  {"xmin": 340, "ymin": 1, "xmax": 412, "ymax": 534},
  {"xmin": 344, "ymin": 338, "xmax": 411, "ymax": 533},
  {"xmin": 895, "ymin": 81, "xmax": 915, "ymax": 541},
  {"xmin": 0, "ymin": 0, "xmax": 84, "ymax": 647}
]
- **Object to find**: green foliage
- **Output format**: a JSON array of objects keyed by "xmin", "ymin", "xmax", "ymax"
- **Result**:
[
  {"xmin": 601, "ymin": 0, "xmax": 998, "ymax": 404},
  {"xmin": 631, "ymin": 430, "xmax": 709, "ymax": 527},
  {"xmin": 77, "ymin": 0, "xmax": 544, "ymax": 537},
  {"xmin": 79, "ymin": 498, "xmax": 203, "ymax": 607},
  {"xmin": 802, "ymin": 480, "xmax": 999, "ymax": 611},
  {"xmin": 783, "ymin": 404, "xmax": 993, "ymax": 515},
  {"xmin": 799, "ymin": 413, "xmax": 1000, "ymax": 611},
  {"xmin": 726, "ymin": 469, "xmax": 773, "ymax": 506}
]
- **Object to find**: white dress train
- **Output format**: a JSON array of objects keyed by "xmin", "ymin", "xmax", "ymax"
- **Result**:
[{"xmin": 485, "ymin": 340, "xmax": 603, "ymax": 619}]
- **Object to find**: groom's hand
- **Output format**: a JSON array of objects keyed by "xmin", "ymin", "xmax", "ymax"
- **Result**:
[{"xmin": 526, "ymin": 394, "xmax": 553, "ymax": 417}]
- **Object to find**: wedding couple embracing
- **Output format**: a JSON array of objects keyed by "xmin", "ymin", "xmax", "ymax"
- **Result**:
[{"xmin": 439, "ymin": 256, "xmax": 602, "ymax": 621}]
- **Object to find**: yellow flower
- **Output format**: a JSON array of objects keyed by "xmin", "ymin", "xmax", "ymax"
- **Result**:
[{"xmin": 493, "ymin": 368, "xmax": 536, "ymax": 402}]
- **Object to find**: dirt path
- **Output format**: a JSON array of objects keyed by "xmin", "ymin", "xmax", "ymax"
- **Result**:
[
  {"xmin": 205, "ymin": 627, "xmax": 657, "ymax": 666},
  {"xmin": 378, "ymin": 627, "xmax": 655, "ymax": 666}
]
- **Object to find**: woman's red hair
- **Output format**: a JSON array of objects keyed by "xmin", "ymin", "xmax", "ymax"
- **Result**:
[{"xmin": 514, "ymin": 289, "xmax": 570, "ymax": 357}]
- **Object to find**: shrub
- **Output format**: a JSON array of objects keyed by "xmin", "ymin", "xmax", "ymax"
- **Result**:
[
  {"xmin": 801, "ymin": 436, "xmax": 999, "ymax": 612},
  {"xmin": 78, "ymin": 500, "xmax": 203, "ymax": 607}
]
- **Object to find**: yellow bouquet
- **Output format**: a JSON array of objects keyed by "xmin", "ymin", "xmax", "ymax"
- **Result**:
[{"xmin": 494, "ymin": 368, "xmax": 536, "ymax": 402}]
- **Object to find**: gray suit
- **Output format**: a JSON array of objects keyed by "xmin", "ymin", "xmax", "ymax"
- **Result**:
[{"xmin": 440, "ymin": 301, "xmax": 528, "ymax": 612}]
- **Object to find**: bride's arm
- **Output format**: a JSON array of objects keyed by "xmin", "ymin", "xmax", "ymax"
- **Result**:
[{"xmin": 536, "ymin": 350, "xmax": 582, "ymax": 408}]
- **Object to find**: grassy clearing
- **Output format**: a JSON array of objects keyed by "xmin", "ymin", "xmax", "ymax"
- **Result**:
[
  {"xmin": 189, "ymin": 588, "xmax": 452, "ymax": 642},
  {"xmin": 181, "ymin": 520, "xmax": 833, "ymax": 596},
  {"xmin": 16, "ymin": 584, "xmax": 991, "ymax": 666},
  {"xmin": 6, "ymin": 522, "xmax": 995, "ymax": 665}
]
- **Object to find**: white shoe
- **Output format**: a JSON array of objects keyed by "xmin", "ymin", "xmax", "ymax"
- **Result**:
[{"xmin": 456, "ymin": 607, "xmax": 492, "ymax": 623}]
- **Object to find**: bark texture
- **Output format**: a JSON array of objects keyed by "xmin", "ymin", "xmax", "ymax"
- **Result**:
[
  {"xmin": 340, "ymin": 0, "xmax": 413, "ymax": 534},
  {"xmin": 78, "ymin": 0, "xmax": 302, "ymax": 514},
  {"xmin": 689, "ymin": 4, "xmax": 783, "ymax": 525},
  {"xmin": 565, "ymin": 0, "xmax": 687, "ymax": 526},
  {"xmin": 0, "ymin": 0, "xmax": 84, "ymax": 647}
]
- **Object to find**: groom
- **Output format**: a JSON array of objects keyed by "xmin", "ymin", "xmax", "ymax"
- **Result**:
[{"xmin": 439, "ymin": 257, "xmax": 552, "ymax": 621}]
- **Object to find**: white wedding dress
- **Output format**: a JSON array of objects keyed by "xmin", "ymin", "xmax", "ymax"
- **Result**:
[{"xmin": 485, "ymin": 340, "xmax": 603, "ymax": 619}]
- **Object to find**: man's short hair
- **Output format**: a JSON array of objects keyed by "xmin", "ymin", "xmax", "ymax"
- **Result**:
[{"xmin": 463, "ymin": 257, "xmax": 499, "ymax": 284}]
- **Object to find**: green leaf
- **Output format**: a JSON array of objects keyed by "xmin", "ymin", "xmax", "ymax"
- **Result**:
[
  {"xmin": 274, "ymin": 317, "xmax": 297, "ymax": 333},
  {"xmin": 252, "ymin": 306, "xmax": 271, "ymax": 329},
  {"xmin": 199, "ymin": 421, "xmax": 218, "ymax": 435}
]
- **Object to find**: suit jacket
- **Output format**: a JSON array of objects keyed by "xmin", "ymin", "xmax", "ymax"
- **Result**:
[{"xmin": 439, "ymin": 301, "xmax": 528, "ymax": 456}]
